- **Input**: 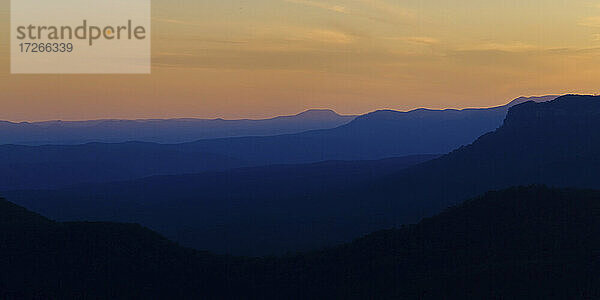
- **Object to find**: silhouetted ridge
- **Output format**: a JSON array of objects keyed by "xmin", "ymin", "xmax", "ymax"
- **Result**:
[
  {"xmin": 5, "ymin": 155, "xmax": 437, "ymax": 255},
  {"xmin": 0, "ymin": 96, "xmax": 558, "ymax": 190},
  {"xmin": 7, "ymin": 95, "xmax": 599, "ymax": 255},
  {"xmin": 275, "ymin": 186, "xmax": 600, "ymax": 299},
  {"xmin": 294, "ymin": 109, "xmax": 342, "ymax": 119},
  {"xmin": 504, "ymin": 94, "xmax": 600, "ymax": 128},
  {"xmin": 351, "ymin": 95, "xmax": 556, "ymax": 124},
  {"xmin": 0, "ymin": 197, "xmax": 51, "ymax": 226},
  {"xmin": 2, "ymin": 187, "xmax": 600, "ymax": 298},
  {"xmin": 505, "ymin": 95, "xmax": 559, "ymax": 107},
  {"xmin": 365, "ymin": 94, "xmax": 600, "ymax": 223},
  {"xmin": 0, "ymin": 197, "xmax": 238, "ymax": 299},
  {"xmin": 0, "ymin": 110, "xmax": 356, "ymax": 145}
]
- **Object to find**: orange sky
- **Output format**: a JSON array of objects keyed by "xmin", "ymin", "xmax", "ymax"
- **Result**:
[{"xmin": 1, "ymin": 0, "xmax": 600, "ymax": 121}]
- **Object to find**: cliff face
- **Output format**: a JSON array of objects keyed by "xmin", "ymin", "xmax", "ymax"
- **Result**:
[{"xmin": 503, "ymin": 94, "xmax": 600, "ymax": 130}]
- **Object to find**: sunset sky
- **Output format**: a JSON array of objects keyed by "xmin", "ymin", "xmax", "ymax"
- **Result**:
[{"xmin": 1, "ymin": 0, "xmax": 600, "ymax": 121}]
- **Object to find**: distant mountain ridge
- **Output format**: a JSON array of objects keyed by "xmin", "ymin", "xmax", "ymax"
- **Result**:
[
  {"xmin": 0, "ymin": 109, "xmax": 356, "ymax": 145},
  {"xmin": 164, "ymin": 95, "xmax": 558, "ymax": 164},
  {"xmin": 0, "ymin": 95, "xmax": 557, "ymax": 191},
  {"xmin": 7, "ymin": 95, "xmax": 598, "ymax": 255},
  {"xmin": 0, "ymin": 96, "xmax": 555, "ymax": 146},
  {"xmin": 506, "ymin": 95, "xmax": 559, "ymax": 106}
]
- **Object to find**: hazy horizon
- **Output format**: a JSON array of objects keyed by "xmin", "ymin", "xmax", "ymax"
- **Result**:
[
  {"xmin": 2, "ymin": 0, "xmax": 600, "ymax": 121},
  {"xmin": 1, "ymin": 94, "xmax": 559, "ymax": 122}
]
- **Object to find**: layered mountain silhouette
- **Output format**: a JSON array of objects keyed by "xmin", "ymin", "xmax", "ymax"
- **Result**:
[
  {"xmin": 0, "ymin": 142, "xmax": 248, "ymax": 190},
  {"xmin": 0, "ymin": 96, "xmax": 554, "ymax": 190},
  {"xmin": 0, "ymin": 109, "xmax": 356, "ymax": 145},
  {"xmin": 178, "ymin": 96, "xmax": 555, "ymax": 165},
  {"xmin": 6, "ymin": 94, "xmax": 597, "ymax": 255},
  {"xmin": 253, "ymin": 186, "xmax": 600, "ymax": 299},
  {"xmin": 4, "ymin": 155, "xmax": 437, "ymax": 255},
  {"xmin": 2, "ymin": 186, "xmax": 599, "ymax": 299},
  {"xmin": 0, "ymin": 197, "xmax": 236, "ymax": 299}
]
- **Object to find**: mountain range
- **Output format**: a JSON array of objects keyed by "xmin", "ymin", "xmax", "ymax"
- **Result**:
[
  {"xmin": 0, "ymin": 95, "xmax": 556, "ymax": 191},
  {"xmin": 1, "ymin": 96, "xmax": 555, "ymax": 147},
  {"xmin": 2, "ymin": 186, "xmax": 599, "ymax": 299},
  {"xmin": 2, "ymin": 94, "xmax": 600, "ymax": 298},
  {"xmin": 4, "ymin": 155, "xmax": 437, "ymax": 255},
  {"xmin": 0, "ymin": 109, "xmax": 356, "ymax": 145},
  {"xmin": 5, "ymin": 94, "xmax": 597, "ymax": 255}
]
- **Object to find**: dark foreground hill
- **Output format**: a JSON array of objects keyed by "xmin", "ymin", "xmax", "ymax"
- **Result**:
[
  {"xmin": 2, "ymin": 186, "xmax": 600, "ymax": 299},
  {"xmin": 6, "ymin": 95, "xmax": 598, "ymax": 255},
  {"xmin": 0, "ymin": 197, "xmax": 236, "ymax": 299},
  {"xmin": 0, "ymin": 96, "xmax": 553, "ymax": 190},
  {"xmin": 261, "ymin": 186, "xmax": 600, "ymax": 299}
]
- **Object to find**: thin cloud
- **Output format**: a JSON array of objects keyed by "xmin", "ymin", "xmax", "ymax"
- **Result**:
[
  {"xmin": 353, "ymin": 0, "xmax": 414, "ymax": 19},
  {"xmin": 384, "ymin": 36, "xmax": 440, "ymax": 45},
  {"xmin": 284, "ymin": 0, "xmax": 413, "ymax": 24},
  {"xmin": 306, "ymin": 29, "xmax": 355, "ymax": 43},
  {"xmin": 461, "ymin": 42, "xmax": 539, "ymax": 53},
  {"xmin": 284, "ymin": 0, "xmax": 347, "ymax": 14},
  {"xmin": 153, "ymin": 17, "xmax": 202, "ymax": 27},
  {"xmin": 579, "ymin": 16, "xmax": 600, "ymax": 27},
  {"xmin": 283, "ymin": 28, "xmax": 357, "ymax": 44}
]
